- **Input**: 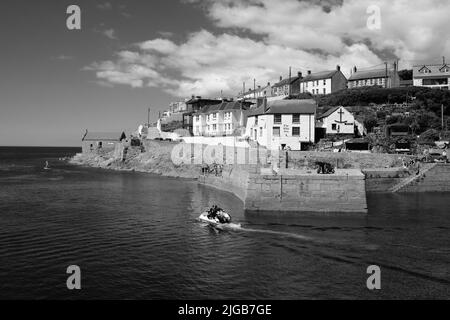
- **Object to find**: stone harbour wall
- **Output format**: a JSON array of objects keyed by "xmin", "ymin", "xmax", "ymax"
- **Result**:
[
  {"xmin": 245, "ymin": 170, "xmax": 368, "ymax": 214},
  {"xmin": 199, "ymin": 167, "xmax": 368, "ymax": 214}
]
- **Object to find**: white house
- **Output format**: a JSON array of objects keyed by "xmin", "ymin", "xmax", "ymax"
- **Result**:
[
  {"xmin": 316, "ymin": 106, "xmax": 356, "ymax": 135},
  {"xmin": 413, "ymin": 62, "xmax": 450, "ymax": 90},
  {"xmin": 348, "ymin": 64, "xmax": 400, "ymax": 89},
  {"xmin": 299, "ymin": 66, "xmax": 347, "ymax": 95},
  {"xmin": 193, "ymin": 101, "xmax": 252, "ymax": 137},
  {"xmin": 245, "ymin": 99, "xmax": 316, "ymax": 151}
]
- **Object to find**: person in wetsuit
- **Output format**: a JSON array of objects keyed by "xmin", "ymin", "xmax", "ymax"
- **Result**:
[{"xmin": 207, "ymin": 205, "xmax": 224, "ymax": 220}]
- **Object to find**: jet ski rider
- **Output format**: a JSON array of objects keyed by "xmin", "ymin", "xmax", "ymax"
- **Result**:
[{"xmin": 207, "ymin": 205, "xmax": 222, "ymax": 220}]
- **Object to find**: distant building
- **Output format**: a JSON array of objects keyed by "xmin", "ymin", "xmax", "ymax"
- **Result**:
[
  {"xmin": 183, "ymin": 96, "xmax": 223, "ymax": 134},
  {"xmin": 271, "ymin": 74, "xmax": 302, "ymax": 97},
  {"xmin": 169, "ymin": 101, "xmax": 188, "ymax": 113},
  {"xmin": 245, "ymin": 99, "xmax": 316, "ymax": 151},
  {"xmin": 193, "ymin": 101, "xmax": 252, "ymax": 137},
  {"xmin": 81, "ymin": 131, "xmax": 126, "ymax": 154},
  {"xmin": 316, "ymin": 106, "xmax": 357, "ymax": 138},
  {"xmin": 348, "ymin": 64, "xmax": 400, "ymax": 89},
  {"xmin": 238, "ymin": 83, "xmax": 271, "ymax": 101},
  {"xmin": 413, "ymin": 62, "xmax": 450, "ymax": 90},
  {"xmin": 299, "ymin": 66, "xmax": 347, "ymax": 95}
]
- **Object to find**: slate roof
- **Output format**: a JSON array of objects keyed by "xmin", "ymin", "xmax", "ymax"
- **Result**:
[
  {"xmin": 197, "ymin": 101, "xmax": 252, "ymax": 114},
  {"xmin": 316, "ymin": 106, "xmax": 341, "ymax": 120},
  {"xmin": 348, "ymin": 68, "xmax": 389, "ymax": 81},
  {"xmin": 272, "ymin": 76, "xmax": 301, "ymax": 88},
  {"xmin": 300, "ymin": 70, "xmax": 340, "ymax": 82},
  {"xmin": 82, "ymin": 132, "xmax": 126, "ymax": 141},
  {"xmin": 413, "ymin": 64, "xmax": 450, "ymax": 79},
  {"xmin": 248, "ymin": 99, "xmax": 317, "ymax": 116}
]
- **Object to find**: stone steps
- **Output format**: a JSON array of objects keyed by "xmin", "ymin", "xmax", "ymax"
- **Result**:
[{"xmin": 390, "ymin": 163, "xmax": 437, "ymax": 193}]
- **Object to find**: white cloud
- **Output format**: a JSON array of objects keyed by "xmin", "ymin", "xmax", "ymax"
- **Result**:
[{"xmin": 87, "ymin": 0, "xmax": 450, "ymax": 97}]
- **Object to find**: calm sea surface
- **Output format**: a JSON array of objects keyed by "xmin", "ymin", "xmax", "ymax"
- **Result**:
[{"xmin": 0, "ymin": 147, "xmax": 449, "ymax": 299}]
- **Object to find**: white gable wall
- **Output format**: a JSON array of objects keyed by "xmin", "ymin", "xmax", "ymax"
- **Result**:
[{"xmin": 321, "ymin": 107, "xmax": 355, "ymax": 135}]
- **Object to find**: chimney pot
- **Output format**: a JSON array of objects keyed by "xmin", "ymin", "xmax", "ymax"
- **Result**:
[
  {"xmin": 353, "ymin": 66, "xmax": 357, "ymax": 73},
  {"xmin": 267, "ymin": 82, "xmax": 271, "ymax": 86},
  {"xmin": 279, "ymin": 76, "xmax": 282, "ymax": 81},
  {"xmin": 307, "ymin": 70, "xmax": 311, "ymax": 75},
  {"xmin": 258, "ymin": 85, "xmax": 261, "ymax": 89},
  {"xmin": 336, "ymin": 65, "xmax": 341, "ymax": 71},
  {"xmin": 298, "ymin": 71, "xmax": 302, "ymax": 78}
]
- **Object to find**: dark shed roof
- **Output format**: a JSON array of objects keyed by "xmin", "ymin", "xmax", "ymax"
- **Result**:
[{"xmin": 82, "ymin": 131, "xmax": 126, "ymax": 141}]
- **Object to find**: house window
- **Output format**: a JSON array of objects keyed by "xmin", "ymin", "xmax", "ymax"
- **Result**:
[
  {"xmin": 213, "ymin": 124, "xmax": 217, "ymax": 130},
  {"xmin": 292, "ymin": 127, "xmax": 300, "ymax": 136},
  {"xmin": 292, "ymin": 114, "xmax": 300, "ymax": 123},
  {"xmin": 255, "ymin": 116, "xmax": 258, "ymax": 125},
  {"xmin": 273, "ymin": 127, "xmax": 280, "ymax": 137},
  {"xmin": 260, "ymin": 128, "xmax": 263, "ymax": 137},
  {"xmin": 274, "ymin": 114, "xmax": 282, "ymax": 124},
  {"xmin": 332, "ymin": 124, "xmax": 337, "ymax": 131},
  {"xmin": 323, "ymin": 80, "xmax": 326, "ymax": 85},
  {"xmin": 323, "ymin": 88, "xmax": 326, "ymax": 94}
]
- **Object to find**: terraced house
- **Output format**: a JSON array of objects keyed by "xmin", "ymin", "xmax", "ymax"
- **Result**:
[
  {"xmin": 299, "ymin": 66, "xmax": 347, "ymax": 95},
  {"xmin": 348, "ymin": 64, "xmax": 400, "ymax": 89},
  {"xmin": 193, "ymin": 100, "xmax": 253, "ymax": 137},
  {"xmin": 271, "ymin": 74, "xmax": 302, "ymax": 97},
  {"xmin": 413, "ymin": 61, "xmax": 450, "ymax": 90}
]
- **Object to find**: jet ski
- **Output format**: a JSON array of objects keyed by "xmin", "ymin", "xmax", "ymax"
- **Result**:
[
  {"xmin": 199, "ymin": 205, "xmax": 234, "ymax": 225},
  {"xmin": 199, "ymin": 210, "xmax": 232, "ymax": 225}
]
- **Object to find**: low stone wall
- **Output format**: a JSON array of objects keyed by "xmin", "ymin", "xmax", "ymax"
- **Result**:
[
  {"xmin": 401, "ymin": 164, "xmax": 450, "ymax": 193},
  {"xmin": 286, "ymin": 151, "xmax": 408, "ymax": 170},
  {"xmin": 363, "ymin": 168, "xmax": 410, "ymax": 193}
]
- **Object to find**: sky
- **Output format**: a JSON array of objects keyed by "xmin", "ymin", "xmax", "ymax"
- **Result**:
[{"xmin": 0, "ymin": 0, "xmax": 449, "ymax": 146}]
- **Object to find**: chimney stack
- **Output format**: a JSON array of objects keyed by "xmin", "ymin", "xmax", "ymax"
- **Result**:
[
  {"xmin": 279, "ymin": 76, "xmax": 282, "ymax": 81},
  {"xmin": 307, "ymin": 70, "xmax": 311, "ymax": 75},
  {"xmin": 298, "ymin": 71, "xmax": 302, "ymax": 78},
  {"xmin": 267, "ymin": 82, "xmax": 271, "ymax": 86},
  {"xmin": 353, "ymin": 66, "xmax": 357, "ymax": 73},
  {"xmin": 336, "ymin": 65, "xmax": 341, "ymax": 71},
  {"xmin": 258, "ymin": 85, "xmax": 261, "ymax": 89}
]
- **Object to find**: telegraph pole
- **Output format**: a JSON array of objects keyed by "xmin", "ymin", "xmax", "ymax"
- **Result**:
[
  {"xmin": 147, "ymin": 107, "xmax": 150, "ymax": 127},
  {"xmin": 442, "ymin": 104, "xmax": 445, "ymax": 131},
  {"xmin": 385, "ymin": 62, "xmax": 388, "ymax": 88},
  {"xmin": 289, "ymin": 66, "xmax": 292, "ymax": 96},
  {"xmin": 253, "ymin": 78, "xmax": 256, "ymax": 100}
]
